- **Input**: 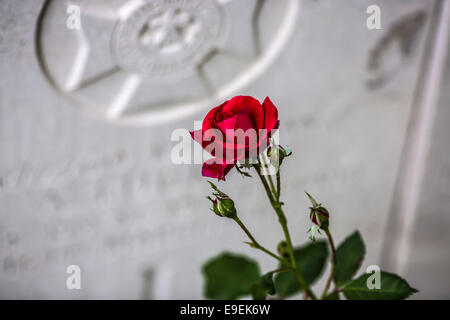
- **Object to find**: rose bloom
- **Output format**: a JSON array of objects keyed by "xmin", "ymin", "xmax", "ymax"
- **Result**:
[{"xmin": 190, "ymin": 96, "xmax": 279, "ymax": 180}]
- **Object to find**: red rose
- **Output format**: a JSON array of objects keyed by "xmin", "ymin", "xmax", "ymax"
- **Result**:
[{"xmin": 190, "ymin": 96, "xmax": 279, "ymax": 181}]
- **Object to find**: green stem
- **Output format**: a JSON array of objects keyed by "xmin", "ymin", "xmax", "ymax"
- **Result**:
[
  {"xmin": 276, "ymin": 170, "xmax": 281, "ymax": 202},
  {"xmin": 270, "ymin": 267, "xmax": 290, "ymax": 274},
  {"xmin": 253, "ymin": 163, "xmax": 317, "ymax": 300},
  {"xmin": 233, "ymin": 216, "xmax": 285, "ymax": 264},
  {"xmin": 321, "ymin": 229, "xmax": 337, "ymax": 299},
  {"xmin": 261, "ymin": 153, "xmax": 277, "ymax": 198},
  {"xmin": 267, "ymin": 174, "xmax": 277, "ymax": 198}
]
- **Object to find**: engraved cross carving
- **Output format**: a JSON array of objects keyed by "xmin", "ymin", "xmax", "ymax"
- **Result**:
[{"xmin": 139, "ymin": 8, "xmax": 199, "ymax": 54}]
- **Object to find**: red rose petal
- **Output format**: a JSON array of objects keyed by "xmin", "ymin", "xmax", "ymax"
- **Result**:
[
  {"xmin": 233, "ymin": 111, "xmax": 257, "ymax": 150},
  {"xmin": 216, "ymin": 114, "xmax": 238, "ymax": 144},
  {"xmin": 222, "ymin": 96, "xmax": 260, "ymax": 114},
  {"xmin": 202, "ymin": 160, "xmax": 236, "ymax": 181},
  {"xmin": 262, "ymin": 97, "xmax": 279, "ymax": 131},
  {"xmin": 202, "ymin": 103, "xmax": 225, "ymax": 133}
]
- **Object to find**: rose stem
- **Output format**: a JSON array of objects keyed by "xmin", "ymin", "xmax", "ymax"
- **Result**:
[
  {"xmin": 260, "ymin": 153, "xmax": 277, "ymax": 197},
  {"xmin": 253, "ymin": 163, "xmax": 317, "ymax": 300},
  {"xmin": 276, "ymin": 169, "xmax": 281, "ymax": 202},
  {"xmin": 233, "ymin": 216, "xmax": 286, "ymax": 264},
  {"xmin": 321, "ymin": 229, "xmax": 337, "ymax": 299},
  {"xmin": 267, "ymin": 174, "xmax": 277, "ymax": 198}
]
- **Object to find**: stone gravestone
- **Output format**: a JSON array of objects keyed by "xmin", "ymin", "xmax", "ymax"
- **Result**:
[
  {"xmin": 382, "ymin": 0, "xmax": 450, "ymax": 299},
  {"xmin": 0, "ymin": 0, "xmax": 444, "ymax": 299}
]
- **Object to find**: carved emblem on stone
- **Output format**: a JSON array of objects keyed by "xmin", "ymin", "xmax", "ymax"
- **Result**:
[{"xmin": 36, "ymin": 0, "xmax": 298, "ymax": 125}]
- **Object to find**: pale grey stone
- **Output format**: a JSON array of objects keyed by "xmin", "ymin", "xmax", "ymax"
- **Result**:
[{"xmin": 0, "ymin": 0, "xmax": 446, "ymax": 299}]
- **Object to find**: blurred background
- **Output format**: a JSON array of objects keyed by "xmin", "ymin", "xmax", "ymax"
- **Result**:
[{"xmin": 0, "ymin": 0, "xmax": 449, "ymax": 299}]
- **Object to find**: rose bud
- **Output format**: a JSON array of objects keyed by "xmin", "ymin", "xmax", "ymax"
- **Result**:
[
  {"xmin": 305, "ymin": 192, "xmax": 330, "ymax": 240},
  {"xmin": 267, "ymin": 145, "xmax": 292, "ymax": 168},
  {"xmin": 277, "ymin": 241, "xmax": 290, "ymax": 259},
  {"xmin": 309, "ymin": 206, "xmax": 330, "ymax": 231},
  {"xmin": 207, "ymin": 181, "xmax": 237, "ymax": 218},
  {"xmin": 210, "ymin": 197, "xmax": 237, "ymax": 218}
]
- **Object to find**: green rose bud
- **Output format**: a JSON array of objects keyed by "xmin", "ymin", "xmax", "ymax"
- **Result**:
[
  {"xmin": 207, "ymin": 182, "xmax": 237, "ymax": 219},
  {"xmin": 211, "ymin": 197, "xmax": 236, "ymax": 218},
  {"xmin": 277, "ymin": 241, "xmax": 290, "ymax": 259},
  {"xmin": 267, "ymin": 144, "xmax": 292, "ymax": 168}
]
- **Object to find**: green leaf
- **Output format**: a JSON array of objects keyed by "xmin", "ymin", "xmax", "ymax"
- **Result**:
[
  {"xmin": 324, "ymin": 291, "xmax": 340, "ymax": 300},
  {"xmin": 334, "ymin": 231, "xmax": 366, "ymax": 287},
  {"xmin": 251, "ymin": 272, "xmax": 276, "ymax": 300},
  {"xmin": 274, "ymin": 241, "xmax": 328, "ymax": 298},
  {"xmin": 343, "ymin": 271, "xmax": 418, "ymax": 300},
  {"xmin": 202, "ymin": 252, "xmax": 260, "ymax": 300}
]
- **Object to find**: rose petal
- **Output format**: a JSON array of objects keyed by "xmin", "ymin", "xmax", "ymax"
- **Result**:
[
  {"xmin": 223, "ymin": 96, "xmax": 261, "ymax": 115},
  {"xmin": 222, "ymin": 96, "xmax": 264, "ymax": 130},
  {"xmin": 190, "ymin": 129, "xmax": 215, "ymax": 151},
  {"xmin": 190, "ymin": 129, "xmax": 203, "ymax": 146},
  {"xmin": 235, "ymin": 111, "xmax": 255, "ymax": 132},
  {"xmin": 216, "ymin": 114, "xmax": 238, "ymax": 144},
  {"xmin": 233, "ymin": 111, "xmax": 257, "ymax": 150},
  {"xmin": 262, "ymin": 97, "xmax": 279, "ymax": 131},
  {"xmin": 202, "ymin": 160, "xmax": 236, "ymax": 181},
  {"xmin": 202, "ymin": 103, "xmax": 225, "ymax": 133},
  {"xmin": 243, "ymin": 102, "xmax": 264, "ymax": 131}
]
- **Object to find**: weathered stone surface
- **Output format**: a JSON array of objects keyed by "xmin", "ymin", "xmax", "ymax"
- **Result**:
[
  {"xmin": 393, "ymin": 4, "xmax": 450, "ymax": 298},
  {"xmin": 0, "ymin": 0, "xmax": 441, "ymax": 299}
]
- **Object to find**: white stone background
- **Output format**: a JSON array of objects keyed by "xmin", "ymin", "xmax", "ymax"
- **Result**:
[{"xmin": 0, "ymin": 0, "xmax": 449, "ymax": 299}]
